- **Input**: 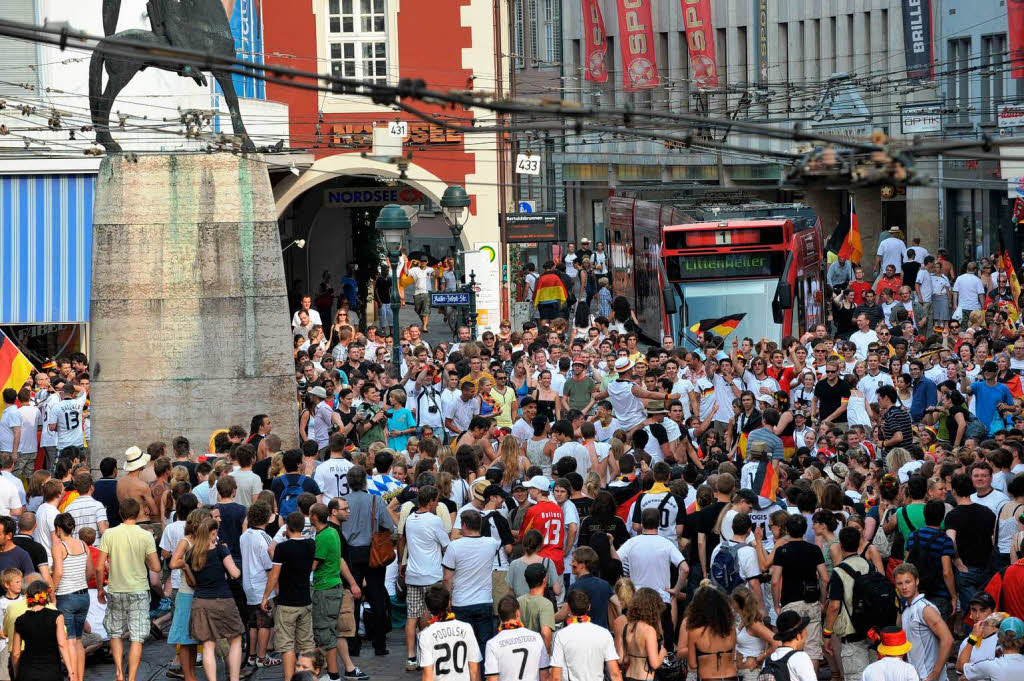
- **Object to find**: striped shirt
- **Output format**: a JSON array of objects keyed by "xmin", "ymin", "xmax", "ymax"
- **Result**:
[
  {"xmin": 881, "ymin": 405, "xmax": 914, "ymax": 450},
  {"xmin": 64, "ymin": 495, "xmax": 107, "ymax": 537}
]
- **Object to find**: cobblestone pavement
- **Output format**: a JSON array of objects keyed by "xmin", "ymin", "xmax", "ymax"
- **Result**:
[{"xmin": 83, "ymin": 631, "xmax": 412, "ymax": 681}]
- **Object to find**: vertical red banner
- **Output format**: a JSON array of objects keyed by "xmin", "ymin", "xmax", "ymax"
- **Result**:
[
  {"xmin": 1011, "ymin": 0, "xmax": 1024, "ymax": 79},
  {"xmin": 680, "ymin": 0, "xmax": 718, "ymax": 87},
  {"xmin": 581, "ymin": 0, "xmax": 609, "ymax": 82},
  {"xmin": 616, "ymin": 0, "xmax": 660, "ymax": 91}
]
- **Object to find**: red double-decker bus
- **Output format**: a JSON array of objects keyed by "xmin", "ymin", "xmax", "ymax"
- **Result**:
[{"xmin": 661, "ymin": 217, "xmax": 826, "ymax": 344}]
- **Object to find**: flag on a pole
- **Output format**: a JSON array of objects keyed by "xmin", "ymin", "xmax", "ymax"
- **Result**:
[
  {"xmin": 838, "ymin": 196, "xmax": 862, "ymax": 263},
  {"xmin": 689, "ymin": 313, "xmax": 745, "ymax": 338},
  {"xmin": 751, "ymin": 459, "xmax": 779, "ymax": 502},
  {"xmin": 0, "ymin": 330, "xmax": 35, "ymax": 393}
]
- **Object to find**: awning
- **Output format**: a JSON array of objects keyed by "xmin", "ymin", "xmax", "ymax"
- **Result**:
[{"xmin": 0, "ymin": 174, "xmax": 94, "ymax": 324}]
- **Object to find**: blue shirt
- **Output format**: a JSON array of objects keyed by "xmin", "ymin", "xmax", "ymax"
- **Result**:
[
  {"xmin": 904, "ymin": 526, "xmax": 955, "ymax": 598},
  {"xmin": 969, "ymin": 380, "xmax": 1014, "ymax": 432},
  {"xmin": 910, "ymin": 377, "xmax": 937, "ymax": 421},
  {"xmin": 93, "ymin": 478, "xmax": 120, "ymax": 528},
  {"xmin": 570, "ymin": 574, "xmax": 613, "ymax": 629},
  {"xmin": 386, "ymin": 407, "xmax": 417, "ymax": 451}
]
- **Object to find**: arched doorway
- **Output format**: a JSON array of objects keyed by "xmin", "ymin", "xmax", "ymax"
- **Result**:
[{"xmin": 272, "ymin": 154, "xmax": 467, "ymax": 323}]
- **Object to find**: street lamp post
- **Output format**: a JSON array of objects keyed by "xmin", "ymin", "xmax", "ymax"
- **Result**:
[
  {"xmin": 440, "ymin": 185, "xmax": 471, "ymax": 284},
  {"xmin": 440, "ymin": 185, "xmax": 471, "ymax": 335},
  {"xmin": 375, "ymin": 204, "xmax": 412, "ymax": 368}
]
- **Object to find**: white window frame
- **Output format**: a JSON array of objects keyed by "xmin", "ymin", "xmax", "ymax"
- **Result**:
[
  {"xmin": 317, "ymin": 0, "xmax": 399, "ymax": 113},
  {"xmin": 326, "ymin": 0, "xmax": 389, "ymax": 87}
]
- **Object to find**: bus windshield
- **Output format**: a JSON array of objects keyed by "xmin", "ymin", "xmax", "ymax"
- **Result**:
[{"xmin": 680, "ymin": 279, "xmax": 781, "ymax": 345}]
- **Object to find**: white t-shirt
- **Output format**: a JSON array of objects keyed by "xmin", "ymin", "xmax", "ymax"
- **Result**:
[
  {"xmin": 291, "ymin": 308, "xmax": 322, "ymax": 328},
  {"xmin": 768, "ymin": 647, "xmax": 817, "ymax": 681},
  {"xmin": 709, "ymin": 539, "xmax": 760, "ymax": 583},
  {"xmin": 48, "ymin": 394, "xmax": 87, "ymax": 449},
  {"xmin": 695, "ymin": 377, "xmax": 716, "ymax": 420},
  {"xmin": 957, "ymin": 633, "xmax": 999, "ymax": 671},
  {"xmin": 848, "ymin": 330, "xmax": 878, "ymax": 361},
  {"xmin": 37, "ymin": 393, "xmax": 59, "ymax": 448},
  {"xmin": 159, "ymin": 520, "xmax": 187, "ymax": 590},
  {"xmin": 34, "ymin": 501, "xmax": 60, "ymax": 561},
  {"xmin": 962, "ymin": 653, "xmax": 1024, "ymax": 681},
  {"xmin": 484, "ymin": 627, "xmax": 550, "ymax": 681},
  {"xmin": 857, "ymin": 371, "xmax": 893, "ymax": 405},
  {"xmin": 748, "ymin": 502, "xmax": 783, "ymax": 553},
  {"xmin": 953, "ymin": 273, "xmax": 986, "ymax": 310},
  {"xmin": 418, "ymin": 618, "xmax": 482, "ymax": 681},
  {"xmin": 311, "ymin": 401, "xmax": 334, "ymax": 449},
  {"xmin": 915, "ymin": 269, "xmax": 933, "ymax": 302},
  {"xmin": 971, "ymin": 488, "xmax": 1010, "ymax": 516},
  {"xmin": 403, "ymin": 511, "xmax": 450, "ymax": 586},
  {"xmin": 15, "ymin": 405, "xmax": 39, "ymax": 454},
  {"xmin": 0, "ymin": 406, "xmax": 19, "ymax": 453},
  {"xmin": 552, "ymin": 441, "xmax": 591, "ymax": 475},
  {"xmin": 861, "ymin": 656, "xmax": 925, "ymax": 681},
  {"xmin": 617, "ymin": 533, "xmax": 684, "ymax": 603},
  {"xmin": 876, "ymin": 237, "xmax": 907, "ymax": 272},
  {"xmin": 630, "ymin": 491, "xmax": 682, "ymax": 540},
  {"xmin": 593, "ymin": 418, "xmax": 621, "ymax": 442},
  {"xmin": 440, "ymin": 536, "xmax": 501, "ymax": 607},
  {"xmin": 0, "ymin": 476, "xmax": 22, "ymax": 517},
  {"xmin": 410, "ymin": 267, "xmax": 435, "ymax": 295},
  {"xmin": 445, "ymin": 398, "xmax": 481, "ymax": 436},
  {"xmin": 239, "ymin": 528, "xmax": 274, "ymax": 604},
  {"xmin": 550, "ymin": 621, "xmax": 619, "ymax": 681},
  {"xmin": 314, "ymin": 457, "xmax": 355, "ymax": 499}
]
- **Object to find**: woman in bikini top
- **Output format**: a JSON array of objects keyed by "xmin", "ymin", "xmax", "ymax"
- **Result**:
[
  {"xmin": 682, "ymin": 585, "xmax": 739, "ymax": 681},
  {"xmin": 619, "ymin": 588, "xmax": 667, "ymax": 681}
]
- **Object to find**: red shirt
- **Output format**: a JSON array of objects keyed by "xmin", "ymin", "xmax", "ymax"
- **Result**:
[
  {"xmin": 768, "ymin": 365, "xmax": 797, "ymax": 394},
  {"xmin": 1001, "ymin": 562, "xmax": 1024, "ymax": 620},
  {"xmin": 849, "ymin": 280, "xmax": 872, "ymax": 305},
  {"xmin": 521, "ymin": 500, "xmax": 565, "ymax": 570},
  {"xmin": 875, "ymin": 275, "xmax": 902, "ymax": 296}
]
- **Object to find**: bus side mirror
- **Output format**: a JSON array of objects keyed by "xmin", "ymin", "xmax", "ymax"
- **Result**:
[
  {"xmin": 772, "ymin": 281, "xmax": 792, "ymax": 324},
  {"xmin": 662, "ymin": 286, "xmax": 678, "ymax": 315}
]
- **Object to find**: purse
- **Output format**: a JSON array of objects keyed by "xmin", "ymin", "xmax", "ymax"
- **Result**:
[{"xmin": 369, "ymin": 495, "xmax": 396, "ymax": 568}]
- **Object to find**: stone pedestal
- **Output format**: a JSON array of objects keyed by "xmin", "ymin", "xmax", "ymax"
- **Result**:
[{"xmin": 90, "ymin": 154, "xmax": 296, "ymax": 466}]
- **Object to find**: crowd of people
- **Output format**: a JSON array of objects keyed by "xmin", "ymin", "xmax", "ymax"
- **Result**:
[{"xmin": 8, "ymin": 237, "xmax": 1024, "ymax": 681}]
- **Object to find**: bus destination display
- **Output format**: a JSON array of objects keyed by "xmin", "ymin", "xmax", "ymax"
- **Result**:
[{"xmin": 665, "ymin": 252, "xmax": 783, "ymax": 281}]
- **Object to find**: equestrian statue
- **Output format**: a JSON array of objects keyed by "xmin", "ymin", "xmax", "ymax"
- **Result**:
[{"xmin": 90, "ymin": 0, "xmax": 256, "ymax": 152}]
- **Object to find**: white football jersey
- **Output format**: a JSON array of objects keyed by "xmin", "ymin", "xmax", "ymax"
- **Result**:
[
  {"xmin": 418, "ymin": 618, "xmax": 481, "ymax": 681},
  {"xmin": 314, "ymin": 457, "xmax": 354, "ymax": 498},
  {"xmin": 48, "ymin": 394, "xmax": 86, "ymax": 449},
  {"xmin": 484, "ymin": 627, "xmax": 549, "ymax": 681}
]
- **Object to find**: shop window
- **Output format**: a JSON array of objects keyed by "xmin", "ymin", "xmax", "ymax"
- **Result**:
[{"xmin": 328, "ymin": 0, "xmax": 388, "ymax": 88}]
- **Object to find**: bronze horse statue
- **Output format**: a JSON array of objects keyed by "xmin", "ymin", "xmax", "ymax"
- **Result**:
[{"xmin": 90, "ymin": 0, "xmax": 256, "ymax": 152}]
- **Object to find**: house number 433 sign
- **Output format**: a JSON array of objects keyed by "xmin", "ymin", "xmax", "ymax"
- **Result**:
[{"xmin": 515, "ymin": 154, "xmax": 541, "ymax": 175}]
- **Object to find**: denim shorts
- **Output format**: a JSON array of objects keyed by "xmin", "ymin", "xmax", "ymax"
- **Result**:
[{"xmin": 56, "ymin": 589, "xmax": 90, "ymax": 639}]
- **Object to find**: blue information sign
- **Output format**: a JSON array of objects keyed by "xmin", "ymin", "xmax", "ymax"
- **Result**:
[{"xmin": 431, "ymin": 292, "xmax": 472, "ymax": 307}]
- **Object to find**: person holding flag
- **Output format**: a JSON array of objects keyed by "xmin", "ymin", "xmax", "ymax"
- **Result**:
[{"xmin": 532, "ymin": 261, "xmax": 569, "ymax": 321}]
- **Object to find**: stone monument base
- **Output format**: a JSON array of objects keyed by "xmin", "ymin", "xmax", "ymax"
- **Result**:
[{"xmin": 89, "ymin": 154, "xmax": 296, "ymax": 465}]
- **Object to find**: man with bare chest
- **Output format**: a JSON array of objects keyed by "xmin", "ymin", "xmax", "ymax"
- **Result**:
[{"xmin": 117, "ymin": 447, "xmax": 158, "ymax": 533}]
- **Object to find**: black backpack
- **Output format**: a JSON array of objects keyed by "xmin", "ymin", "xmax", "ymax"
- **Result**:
[
  {"xmin": 906, "ymin": 529, "xmax": 944, "ymax": 598},
  {"xmin": 836, "ymin": 560, "xmax": 899, "ymax": 638},
  {"xmin": 758, "ymin": 650, "xmax": 797, "ymax": 681}
]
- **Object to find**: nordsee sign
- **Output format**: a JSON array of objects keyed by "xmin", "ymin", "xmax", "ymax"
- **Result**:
[{"xmin": 324, "ymin": 187, "xmax": 426, "ymax": 207}]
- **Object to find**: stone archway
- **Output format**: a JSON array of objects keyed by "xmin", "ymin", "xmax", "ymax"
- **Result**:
[{"xmin": 274, "ymin": 154, "xmax": 448, "ymax": 221}]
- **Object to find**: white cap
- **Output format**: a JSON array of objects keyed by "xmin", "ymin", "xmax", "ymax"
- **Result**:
[
  {"xmin": 308, "ymin": 386, "xmax": 327, "ymax": 399},
  {"xmin": 524, "ymin": 475, "xmax": 551, "ymax": 493}
]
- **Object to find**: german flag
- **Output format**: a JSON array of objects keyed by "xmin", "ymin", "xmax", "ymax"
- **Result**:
[
  {"xmin": 533, "ymin": 272, "xmax": 568, "ymax": 306},
  {"xmin": 0, "ymin": 330, "xmax": 34, "ymax": 394},
  {"xmin": 690, "ymin": 313, "xmax": 745, "ymax": 338},
  {"xmin": 838, "ymin": 196, "xmax": 862, "ymax": 264},
  {"xmin": 751, "ymin": 459, "xmax": 779, "ymax": 502}
]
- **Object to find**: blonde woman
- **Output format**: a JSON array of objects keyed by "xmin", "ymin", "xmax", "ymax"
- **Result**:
[
  {"xmin": 885, "ymin": 447, "xmax": 912, "ymax": 479},
  {"xmin": 732, "ymin": 586, "xmax": 775, "ymax": 681},
  {"xmin": 184, "ymin": 518, "xmax": 244, "ymax": 681},
  {"xmin": 497, "ymin": 436, "xmax": 528, "ymax": 491}
]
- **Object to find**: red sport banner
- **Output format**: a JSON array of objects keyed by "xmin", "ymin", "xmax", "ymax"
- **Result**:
[
  {"xmin": 680, "ymin": 0, "xmax": 718, "ymax": 87},
  {"xmin": 582, "ymin": 0, "xmax": 608, "ymax": 82},
  {"xmin": 1011, "ymin": 0, "xmax": 1024, "ymax": 79},
  {"xmin": 616, "ymin": 0, "xmax": 659, "ymax": 91}
]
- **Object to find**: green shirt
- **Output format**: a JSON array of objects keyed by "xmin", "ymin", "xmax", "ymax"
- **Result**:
[
  {"xmin": 896, "ymin": 502, "xmax": 927, "ymax": 539},
  {"xmin": 563, "ymin": 376, "xmax": 596, "ymax": 411},
  {"xmin": 518, "ymin": 593, "xmax": 555, "ymax": 634},
  {"xmin": 362, "ymin": 404, "xmax": 387, "ymax": 447},
  {"xmin": 313, "ymin": 525, "xmax": 342, "ymax": 591}
]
